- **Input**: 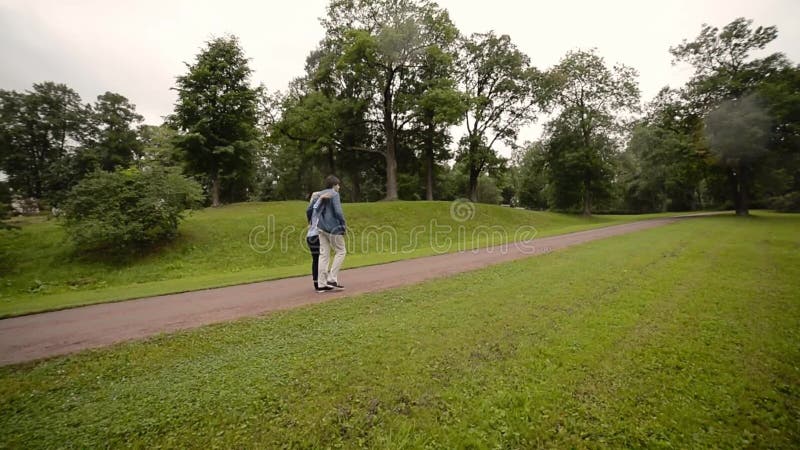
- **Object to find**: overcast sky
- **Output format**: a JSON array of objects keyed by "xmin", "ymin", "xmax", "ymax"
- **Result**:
[{"xmin": 1, "ymin": 0, "xmax": 798, "ymax": 155}]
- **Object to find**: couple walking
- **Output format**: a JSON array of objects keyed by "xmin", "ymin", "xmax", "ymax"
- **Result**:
[{"xmin": 306, "ymin": 175, "xmax": 347, "ymax": 293}]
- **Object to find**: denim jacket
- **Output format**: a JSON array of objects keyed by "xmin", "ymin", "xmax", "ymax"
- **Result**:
[{"xmin": 311, "ymin": 189, "xmax": 346, "ymax": 235}]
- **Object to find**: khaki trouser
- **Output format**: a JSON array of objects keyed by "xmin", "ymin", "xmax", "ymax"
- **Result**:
[{"xmin": 318, "ymin": 231, "xmax": 346, "ymax": 284}]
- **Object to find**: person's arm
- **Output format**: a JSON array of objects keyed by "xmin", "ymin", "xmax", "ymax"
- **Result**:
[
  {"xmin": 332, "ymin": 192, "xmax": 346, "ymax": 228},
  {"xmin": 306, "ymin": 193, "xmax": 320, "ymax": 223}
]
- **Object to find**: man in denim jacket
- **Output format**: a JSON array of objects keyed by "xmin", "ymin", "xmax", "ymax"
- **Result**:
[{"xmin": 312, "ymin": 175, "xmax": 347, "ymax": 289}]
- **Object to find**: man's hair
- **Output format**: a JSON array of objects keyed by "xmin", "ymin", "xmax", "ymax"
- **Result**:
[{"xmin": 324, "ymin": 175, "xmax": 340, "ymax": 189}]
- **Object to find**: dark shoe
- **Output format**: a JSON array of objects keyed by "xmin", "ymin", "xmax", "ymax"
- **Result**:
[
  {"xmin": 316, "ymin": 285, "xmax": 334, "ymax": 293},
  {"xmin": 327, "ymin": 282, "xmax": 345, "ymax": 289}
]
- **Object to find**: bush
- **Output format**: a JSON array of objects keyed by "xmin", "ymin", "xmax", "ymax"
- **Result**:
[
  {"xmin": 476, "ymin": 176, "xmax": 502, "ymax": 204},
  {"xmin": 768, "ymin": 191, "xmax": 800, "ymax": 212},
  {"xmin": 62, "ymin": 167, "xmax": 203, "ymax": 253}
]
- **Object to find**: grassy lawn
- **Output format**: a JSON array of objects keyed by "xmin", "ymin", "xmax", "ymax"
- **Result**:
[
  {"xmin": 1, "ymin": 213, "xmax": 797, "ymax": 448},
  {"xmin": 0, "ymin": 201, "xmax": 681, "ymax": 317}
]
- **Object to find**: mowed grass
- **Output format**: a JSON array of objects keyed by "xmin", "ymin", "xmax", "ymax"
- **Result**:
[
  {"xmin": 0, "ymin": 201, "xmax": 673, "ymax": 317},
  {"xmin": 1, "ymin": 213, "xmax": 798, "ymax": 448}
]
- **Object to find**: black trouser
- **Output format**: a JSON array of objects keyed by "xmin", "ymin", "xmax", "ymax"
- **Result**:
[{"xmin": 307, "ymin": 235, "xmax": 320, "ymax": 285}]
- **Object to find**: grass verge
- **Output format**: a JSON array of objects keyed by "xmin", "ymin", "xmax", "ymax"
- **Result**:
[{"xmin": 1, "ymin": 213, "xmax": 797, "ymax": 448}]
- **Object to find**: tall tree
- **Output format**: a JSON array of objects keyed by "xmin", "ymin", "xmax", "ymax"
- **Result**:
[
  {"xmin": 671, "ymin": 18, "xmax": 790, "ymax": 215},
  {"xmin": 172, "ymin": 35, "xmax": 259, "ymax": 207},
  {"xmin": 407, "ymin": 45, "xmax": 465, "ymax": 200},
  {"xmin": 458, "ymin": 32, "xmax": 543, "ymax": 202},
  {"xmin": 544, "ymin": 49, "xmax": 640, "ymax": 215},
  {"xmin": 0, "ymin": 82, "xmax": 86, "ymax": 201},
  {"xmin": 510, "ymin": 141, "xmax": 548, "ymax": 209},
  {"xmin": 78, "ymin": 92, "xmax": 144, "ymax": 173},
  {"xmin": 323, "ymin": 0, "xmax": 458, "ymax": 200},
  {"xmin": 704, "ymin": 94, "xmax": 772, "ymax": 215},
  {"xmin": 620, "ymin": 88, "xmax": 708, "ymax": 212}
]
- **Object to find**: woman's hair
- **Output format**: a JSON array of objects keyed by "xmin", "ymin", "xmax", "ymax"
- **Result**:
[{"xmin": 324, "ymin": 175, "xmax": 340, "ymax": 189}]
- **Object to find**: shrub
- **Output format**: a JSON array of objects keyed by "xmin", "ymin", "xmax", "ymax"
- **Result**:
[
  {"xmin": 62, "ymin": 167, "xmax": 202, "ymax": 253},
  {"xmin": 768, "ymin": 191, "xmax": 800, "ymax": 212}
]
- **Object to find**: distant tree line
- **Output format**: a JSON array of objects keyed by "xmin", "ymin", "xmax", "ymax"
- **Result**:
[{"xmin": 1, "ymin": 2, "xmax": 798, "ymax": 220}]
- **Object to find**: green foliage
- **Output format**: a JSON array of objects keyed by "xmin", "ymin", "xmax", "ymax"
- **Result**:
[
  {"xmin": 77, "ymin": 92, "xmax": 144, "ymax": 173},
  {"xmin": 322, "ymin": 0, "xmax": 460, "ymax": 200},
  {"xmin": 137, "ymin": 124, "xmax": 183, "ymax": 168},
  {"xmin": 543, "ymin": 49, "xmax": 640, "ymax": 215},
  {"xmin": 543, "ymin": 117, "xmax": 616, "ymax": 213},
  {"xmin": 670, "ymin": 18, "xmax": 794, "ymax": 215},
  {"xmin": 510, "ymin": 142, "xmax": 548, "ymax": 209},
  {"xmin": 622, "ymin": 122, "xmax": 706, "ymax": 212},
  {"xmin": 1, "ymin": 215, "xmax": 798, "ymax": 448},
  {"xmin": 61, "ymin": 167, "xmax": 202, "ymax": 253},
  {"xmin": 0, "ymin": 82, "xmax": 86, "ymax": 201},
  {"xmin": 475, "ymin": 175, "xmax": 502, "ymax": 204},
  {"xmin": 0, "ymin": 181, "xmax": 10, "ymax": 221},
  {"xmin": 769, "ymin": 192, "xmax": 800, "ymax": 212},
  {"xmin": 670, "ymin": 17, "xmax": 784, "ymax": 106},
  {"xmin": 458, "ymin": 31, "xmax": 544, "ymax": 201},
  {"xmin": 705, "ymin": 94, "xmax": 772, "ymax": 166},
  {"xmin": 172, "ymin": 35, "xmax": 260, "ymax": 206}
]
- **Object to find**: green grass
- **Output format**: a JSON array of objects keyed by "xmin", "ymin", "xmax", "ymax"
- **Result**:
[
  {"xmin": 1, "ymin": 213, "xmax": 797, "ymax": 448},
  {"xmin": 0, "ymin": 201, "xmax": 680, "ymax": 317}
]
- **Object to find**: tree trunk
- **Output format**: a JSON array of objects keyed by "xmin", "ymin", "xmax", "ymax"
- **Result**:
[
  {"xmin": 384, "ymin": 143, "xmax": 398, "ymax": 201},
  {"xmin": 424, "ymin": 124, "xmax": 435, "ymax": 201},
  {"xmin": 468, "ymin": 167, "xmax": 479, "ymax": 203},
  {"xmin": 467, "ymin": 138, "xmax": 480, "ymax": 202},
  {"xmin": 582, "ymin": 177, "xmax": 592, "ymax": 216},
  {"xmin": 736, "ymin": 166, "xmax": 749, "ymax": 216},
  {"xmin": 730, "ymin": 170, "xmax": 742, "ymax": 215},
  {"xmin": 425, "ymin": 151, "xmax": 435, "ymax": 201},
  {"xmin": 350, "ymin": 169, "xmax": 362, "ymax": 202},
  {"xmin": 383, "ymin": 114, "xmax": 398, "ymax": 201},
  {"xmin": 382, "ymin": 69, "xmax": 399, "ymax": 201},
  {"xmin": 211, "ymin": 173, "xmax": 221, "ymax": 207}
]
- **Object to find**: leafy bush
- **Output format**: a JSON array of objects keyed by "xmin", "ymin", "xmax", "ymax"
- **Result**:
[
  {"xmin": 768, "ymin": 191, "xmax": 800, "ymax": 212},
  {"xmin": 62, "ymin": 167, "xmax": 202, "ymax": 253}
]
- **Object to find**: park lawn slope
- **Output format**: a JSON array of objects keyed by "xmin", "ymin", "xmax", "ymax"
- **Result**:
[
  {"xmin": 0, "ymin": 201, "xmax": 673, "ymax": 317},
  {"xmin": 1, "ymin": 213, "xmax": 798, "ymax": 448}
]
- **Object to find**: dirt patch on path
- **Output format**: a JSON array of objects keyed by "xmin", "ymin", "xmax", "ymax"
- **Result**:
[{"xmin": 0, "ymin": 217, "xmax": 686, "ymax": 366}]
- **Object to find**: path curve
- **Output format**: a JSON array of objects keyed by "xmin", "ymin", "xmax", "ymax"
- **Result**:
[{"xmin": 0, "ymin": 217, "xmax": 699, "ymax": 366}]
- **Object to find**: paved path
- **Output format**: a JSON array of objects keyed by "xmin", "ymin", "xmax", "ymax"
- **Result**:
[{"xmin": 0, "ymin": 217, "xmax": 694, "ymax": 366}]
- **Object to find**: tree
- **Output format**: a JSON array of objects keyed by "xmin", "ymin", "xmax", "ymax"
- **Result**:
[
  {"xmin": 544, "ymin": 49, "xmax": 640, "ymax": 215},
  {"xmin": 670, "ymin": 18, "xmax": 785, "ymax": 109},
  {"xmin": 671, "ymin": 18, "xmax": 791, "ymax": 215},
  {"xmin": 458, "ymin": 32, "xmax": 543, "ymax": 202},
  {"xmin": 622, "ymin": 123, "xmax": 704, "ymax": 212},
  {"xmin": 619, "ymin": 88, "xmax": 708, "ymax": 212},
  {"xmin": 756, "ymin": 64, "xmax": 800, "ymax": 209},
  {"xmin": 263, "ymin": 87, "xmax": 338, "ymax": 199},
  {"xmin": 704, "ymin": 94, "xmax": 772, "ymax": 215},
  {"xmin": 78, "ymin": 92, "xmax": 144, "ymax": 173},
  {"xmin": 172, "ymin": 35, "xmax": 260, "ymax": 207},
  {"xmin": 0, "ymin": 82, "xmax": 86, "ymax": 201},
  {"xmin": 510, "ymin": 142, "xmax": 548, "ymax": 209},
  {"xmin": 323, "ymin": 0, "xmax": 458, "ymax": 200},
  {"xmin": 407, "ymin": 45, "xmax": 465, "ymax": 200}
]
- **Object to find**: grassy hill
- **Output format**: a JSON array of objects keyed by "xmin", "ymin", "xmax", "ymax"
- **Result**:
[
  {"xmin": 1, "ymin": 214, "xmax": 797, "ymax": 448},
  {"xmin": 0, "ymin": 201, "xmax": 673, "ymax": 317}
]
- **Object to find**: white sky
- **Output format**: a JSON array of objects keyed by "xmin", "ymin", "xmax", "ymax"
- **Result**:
[{"xmin": 1, "ymin": 0, "xmax": 798, "ymax": 157}]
